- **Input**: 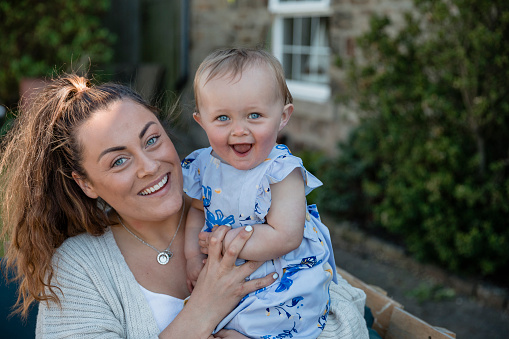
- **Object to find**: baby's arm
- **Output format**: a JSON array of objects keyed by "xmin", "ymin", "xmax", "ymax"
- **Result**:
[
  {"xmin": 185, "ymin": 198, "xmax": 207, "ymax": 292},
  {"xmin": 223, "ymin": 168, "xmax": 306, "ymax": 262}
]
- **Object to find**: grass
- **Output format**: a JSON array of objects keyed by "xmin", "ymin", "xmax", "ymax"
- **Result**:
[{"xmin": 406, "ymin": 282, "xmax": 456, "ymax": 304}]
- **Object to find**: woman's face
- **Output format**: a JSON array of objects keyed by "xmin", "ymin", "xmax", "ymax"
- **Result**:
[{"xmin": 73, "ymin": 99, "xmax": 183, "ymax": 225}]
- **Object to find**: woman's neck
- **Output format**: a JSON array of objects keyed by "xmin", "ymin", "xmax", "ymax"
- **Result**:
[{"xmin": 116, "ymin": 198, "xmax": 186, "ymax": 247}]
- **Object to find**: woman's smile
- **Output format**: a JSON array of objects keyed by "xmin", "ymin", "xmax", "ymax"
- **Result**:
[{"xmin": 139, "ymin": 173, "xmax": 169, "ymax": 196}]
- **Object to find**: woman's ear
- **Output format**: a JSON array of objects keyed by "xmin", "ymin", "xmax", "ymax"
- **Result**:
[
  {"xmin": 72, "ymin": 172, "xmax": 99, "ymax": 199},
  {"xmin": 279, "ymin": 104, "xmax": 294, "ymax": 131}
]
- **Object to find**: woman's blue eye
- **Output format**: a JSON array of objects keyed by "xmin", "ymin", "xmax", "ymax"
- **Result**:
[
  {"xmin": 147, "ymin": 136, "xmax": 158, "ymax": 146},
  {"xmin": 113, "ymin": 158, "xmax": 127, "ymax": 167},
  {"xmin": 217, "ymin": 115, "xmax": 229, "ymax": 121},
  {"xmin": 248, "ymin": 113, "xmax": 261, "ymax": 119}
]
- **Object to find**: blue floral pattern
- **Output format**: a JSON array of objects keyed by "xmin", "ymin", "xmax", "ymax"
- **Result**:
[{"xmin": 276, "ymin": 256, "xmax": 322, "ymax": 293}]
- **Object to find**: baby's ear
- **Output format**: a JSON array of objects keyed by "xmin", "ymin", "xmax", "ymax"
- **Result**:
[
  {"xmin": 279, "ymin": 104, "xmax": 294, "ymax": 131},
  {"xmin": 192, "ymin": 112, "xmax": 202, "ymax": 126},
  {"xmin": 72, "ymin": 172, "xmax": 99, "ymax": 199}
]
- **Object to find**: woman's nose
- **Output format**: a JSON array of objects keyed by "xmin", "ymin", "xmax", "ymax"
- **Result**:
[{"xmin": 137, "ymin": 153, "xmax": 159, "ymax": 178}]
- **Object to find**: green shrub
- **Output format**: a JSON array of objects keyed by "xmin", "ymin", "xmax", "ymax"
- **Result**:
[
  {"xmin": 322, "ymin": 0, "xmax": 509, "ymax": 282},
  {"xmin": 0, "ymin": 0, "xmax": 115, "ymax": 107}
]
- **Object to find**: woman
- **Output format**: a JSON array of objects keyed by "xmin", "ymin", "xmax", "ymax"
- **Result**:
[
  {"xmin": 0, "ymin": 74, "xmax": 368, "ymax": 338},
  {"xmin": 0, "ymin": 74, "xmax": 277, "ymax": 338}
]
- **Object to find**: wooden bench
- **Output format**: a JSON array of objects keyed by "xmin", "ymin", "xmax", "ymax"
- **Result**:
[{"xmin": 338, "ymin": 267, "xmax": 456, "ymax": 339}]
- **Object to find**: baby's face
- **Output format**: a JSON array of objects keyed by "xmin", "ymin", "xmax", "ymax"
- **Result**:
[{"xmin": 194, "ymin": 65, "xmax": 293, "ymax": 170}]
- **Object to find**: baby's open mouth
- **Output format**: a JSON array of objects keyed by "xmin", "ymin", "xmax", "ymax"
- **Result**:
[{"xmin": 231, "ymin": 144, "xmax": 252, "ymax": 154}]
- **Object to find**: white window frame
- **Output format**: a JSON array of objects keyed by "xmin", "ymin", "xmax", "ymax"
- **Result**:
[
  {"xmin": 270, "ymin": 0, "xmax": 332, "ymax": 103},
  {"xmin": 269, "ymin": 0, "xmax": 331, "ymax": 15}
]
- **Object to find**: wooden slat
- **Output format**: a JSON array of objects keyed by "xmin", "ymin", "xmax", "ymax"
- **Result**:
[
  {"xmin": 337, "ymin": 267, "xmax": 456, "ymax": 339},
  {"xmin": 386, "ymin": 307, "xmax": 456, "ymax": 339}
]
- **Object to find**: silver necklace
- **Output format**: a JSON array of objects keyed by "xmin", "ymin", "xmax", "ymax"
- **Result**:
[{"xmin": 118, "ymin": 198, "xmax": 185, "ymax": 265}]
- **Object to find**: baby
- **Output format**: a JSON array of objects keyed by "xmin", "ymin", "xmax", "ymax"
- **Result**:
[{"xmin": 182, "ymin": 48, "xmax": 337, "ymax": 338}]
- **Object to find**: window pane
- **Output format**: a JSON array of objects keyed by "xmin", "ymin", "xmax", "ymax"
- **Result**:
[
  {"xmin": 301, "ymin": 17, "xmax": 311, "ymax": 47},
  {"xmin": 300, "ymin": 54, "xmax": 309, "ymax": 79},
  {"xmin": 280, "ymin": 16, "xmax": 329, "ymax": 84},
  {"xmin": 283, "ymin": 18, "xmax": 293, "ymax": 45},
  {"xmin": 283, "ymin": 53, "xmax": 293, "ymax": 80}
]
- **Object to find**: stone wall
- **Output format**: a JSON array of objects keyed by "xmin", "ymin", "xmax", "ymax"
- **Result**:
[
  {"xmin": 185, "ymin": 0, "xmax": 414, "ymax": 156},
  {"xmin": 190, "ymin": 0, "xmax": 272, "ymax": 74}
]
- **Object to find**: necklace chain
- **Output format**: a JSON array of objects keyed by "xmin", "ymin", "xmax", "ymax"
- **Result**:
[{"xmin": 118, "ymin": 198, "xmax": 185, "ymax": 265}]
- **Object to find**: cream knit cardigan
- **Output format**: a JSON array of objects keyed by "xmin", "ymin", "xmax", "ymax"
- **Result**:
[{"xmin": 36, "ymin": 228, "xmax": 368, "ymax": 339}]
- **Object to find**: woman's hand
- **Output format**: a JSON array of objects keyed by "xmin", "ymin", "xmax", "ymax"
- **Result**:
[
  {"xmin": 194, "ymin": 225, "xmax": 276, "ymax": 302},
  {"xmin": 165, "ymin": 225, "xmax": 277, "ymax": 338}
]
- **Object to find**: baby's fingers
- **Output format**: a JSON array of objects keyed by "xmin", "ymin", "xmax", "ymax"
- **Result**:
[{"xmin": 198, "ymin": 230, "xmax": 211, "ymax": 247}]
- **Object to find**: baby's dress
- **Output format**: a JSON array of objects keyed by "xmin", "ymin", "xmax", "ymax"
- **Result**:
[{"xmin": 182, "ymin": 144, "xmax": 338, "ymax": 338}]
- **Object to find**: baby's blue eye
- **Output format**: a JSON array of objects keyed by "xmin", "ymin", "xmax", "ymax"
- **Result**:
[
  {"xmin": 113, "ymin": 158, "xmax": 127, "ymax": 167},
  {"xmin": 248, "ymin": 113, "xmax": 261, "ymax": 119},
  {"xmin": 217, "ymin": 115, "xmax": 229, "ymax": 121}
]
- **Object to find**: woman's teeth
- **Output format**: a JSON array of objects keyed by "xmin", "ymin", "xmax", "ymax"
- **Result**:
[{"xmin": 140, "ymin": 175, "xmax": 168, "ymax": 195}]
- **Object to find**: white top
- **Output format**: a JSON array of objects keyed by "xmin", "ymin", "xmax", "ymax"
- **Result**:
[{"xmin": 138, "ymin": 284, "xmax": 185, "ymax": 333}]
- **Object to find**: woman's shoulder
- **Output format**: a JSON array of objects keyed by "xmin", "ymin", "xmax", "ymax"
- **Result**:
[
  {"xmin": 55, "ymin": 228, "xmax": 115, "ymax": 263},
  {"xmin": 51, "ymin": 227, "xmax": 129, "ymax": 286},
  {"xmin": 59, "ymin": 228, "xmax": 111, "ymax": 247}
]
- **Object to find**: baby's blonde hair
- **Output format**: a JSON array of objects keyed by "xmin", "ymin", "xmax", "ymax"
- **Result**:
[{"xmin": 193, "ymin": 47, "xmax": 293, "ymax": 112}]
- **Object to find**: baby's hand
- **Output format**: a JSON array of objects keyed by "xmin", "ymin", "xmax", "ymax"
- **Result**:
[
  {"xmin": 186, "ymin": 255, "xmax": 205, "ymax": 293},
  {"xmin": 198, "ymin": 230, "xmax": 213, "ymax": 254},
  {"xmin": 199, "ymin": 225, "xmax": 243, "ymax": 255}
]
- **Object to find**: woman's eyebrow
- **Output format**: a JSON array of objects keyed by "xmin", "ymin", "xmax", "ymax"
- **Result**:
[
  {"xmin": 139, "ymin": 121, "xmax": 156, "ymax": 139},
  {"xmin": 98, "ymin": 146, "xmax": 126, "ymax": 162}
]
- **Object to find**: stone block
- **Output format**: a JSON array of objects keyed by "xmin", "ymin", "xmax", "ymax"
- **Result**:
[{"xmin": 332, "ymin": 12, "xmax": 354, "ymax": 29}]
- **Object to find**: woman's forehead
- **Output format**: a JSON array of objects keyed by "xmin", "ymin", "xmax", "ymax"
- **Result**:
[{"xmin": 78, "ymin": 100, "xmax": 161, "ymax": 149}]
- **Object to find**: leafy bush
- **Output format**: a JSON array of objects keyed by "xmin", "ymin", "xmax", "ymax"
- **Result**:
[
  {"xmin": 0, "ymin": 0, "xmax": 115, "ymax": 107},
  {"xmin": 321, "ymin": 0, "xmax": 509, "ymax": 282}
]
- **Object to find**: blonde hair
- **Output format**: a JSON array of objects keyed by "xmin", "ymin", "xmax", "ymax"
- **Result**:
[
  {"xmin": 0, "ymin": 73, "xmax": 159, "ymax": 316},
  {"xmin": 193, "ymin": 47, "xmax": 293, "ymax": 112}
]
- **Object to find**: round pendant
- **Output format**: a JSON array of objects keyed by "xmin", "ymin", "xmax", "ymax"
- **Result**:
[{"xmin": 157, "ymin": 251, "xmax": 172, "ymax": 265}]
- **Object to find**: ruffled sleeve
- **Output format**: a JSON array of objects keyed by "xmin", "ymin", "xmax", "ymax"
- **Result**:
[
  {"xmin": 254, "ymin": 154, "xmax": 323, "ymax": 220},
  {"xmin": 181, "ymin": 148, "xmax": 207, "ymax": 199}
]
